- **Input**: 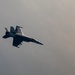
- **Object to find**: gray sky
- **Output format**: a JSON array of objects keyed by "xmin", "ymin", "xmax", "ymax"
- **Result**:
[{"xmin": 0, "ymin": 0, "xmax": 75, "ymax": 75}]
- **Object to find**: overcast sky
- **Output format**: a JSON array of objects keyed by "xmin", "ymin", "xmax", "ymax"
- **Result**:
[{"xmin": 0, "ymin": 0, "xmax": 75, "ymax": 75}]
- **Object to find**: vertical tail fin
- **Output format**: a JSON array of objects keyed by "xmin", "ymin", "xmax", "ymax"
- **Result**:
[
  {"xmin": 15, "ymin": 26, "xmax": 24, "ymax": 35},
  {"xmin": 10, "ymin": 26, "xmax": 15, "ymax": 33}
]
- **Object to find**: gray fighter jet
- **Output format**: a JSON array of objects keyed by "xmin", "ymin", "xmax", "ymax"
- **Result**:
[{"xmin": 3, "ymin": 26, "xmax": 43, "ymax": 48}]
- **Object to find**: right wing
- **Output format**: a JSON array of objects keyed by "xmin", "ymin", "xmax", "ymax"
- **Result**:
[{"xmin": 13, "ymin": 35, "xmax": 23, "ymax": 47}]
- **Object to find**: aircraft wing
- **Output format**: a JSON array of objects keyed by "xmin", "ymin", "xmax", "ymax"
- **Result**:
[{"xmin": 13, "ymin": 35, "xmax": 23, "ymax": 47}]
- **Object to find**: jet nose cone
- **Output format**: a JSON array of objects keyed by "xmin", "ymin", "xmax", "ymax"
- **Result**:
[
  {"xmin": 40, "ymin": 43, "xmax": 43, "ymax": 45},
  {"xmin": 38, "ymin": 42, "xmax": 43, "ymax": 45}
]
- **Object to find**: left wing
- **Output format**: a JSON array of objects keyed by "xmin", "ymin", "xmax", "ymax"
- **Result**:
[{"xmin": 13, "ymin": 35, "xmax": 23, "ymax": 47}]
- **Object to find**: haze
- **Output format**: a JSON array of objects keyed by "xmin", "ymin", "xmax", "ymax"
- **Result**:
[{"xmin": 0, "ymin": 0, "xmax": 75, "ymax": 75}]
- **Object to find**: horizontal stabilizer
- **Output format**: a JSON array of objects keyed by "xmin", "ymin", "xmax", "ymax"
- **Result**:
[{"xmin": 5, "ymin": 27, "xmax": 9, "ymax": 32}]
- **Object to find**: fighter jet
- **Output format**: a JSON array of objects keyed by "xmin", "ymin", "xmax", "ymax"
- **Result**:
[{"xmin": 3, "ymin": 26, "xmax": 43, "ymax": 48}]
